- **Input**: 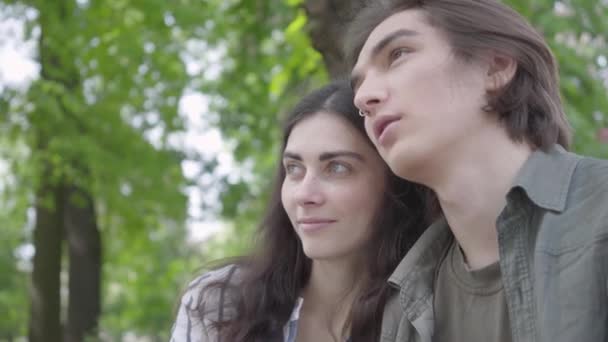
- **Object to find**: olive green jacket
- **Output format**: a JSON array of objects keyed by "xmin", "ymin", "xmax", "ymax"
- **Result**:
[{"xmin": 381, "ymin": 145, "xmax": 608, "ymax": 342}]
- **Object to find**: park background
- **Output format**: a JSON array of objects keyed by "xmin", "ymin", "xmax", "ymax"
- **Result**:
[{"xmin": 1, "ymin": 0, "xmax": 607, "ymax": 341}]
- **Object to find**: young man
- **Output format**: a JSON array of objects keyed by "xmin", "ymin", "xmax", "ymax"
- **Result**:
[{"xmin": 347, "ymin": 0, "xmax": 608, "ymax": 341}]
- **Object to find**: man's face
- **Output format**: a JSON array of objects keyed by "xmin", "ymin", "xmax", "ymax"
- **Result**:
[{"xmin": 351, "ymin": 9, "xmax": 493, "ymax": 181}]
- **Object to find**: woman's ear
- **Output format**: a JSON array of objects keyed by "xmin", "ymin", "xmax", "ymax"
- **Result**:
[{"xmin": 485, "ymin": 53, "xmax": 517, "ymax": 92}]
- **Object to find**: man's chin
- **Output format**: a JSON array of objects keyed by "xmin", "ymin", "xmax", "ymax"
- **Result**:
[{"xmin": 386, "ymin": 147, "xmax": 429, "ymax": 182}]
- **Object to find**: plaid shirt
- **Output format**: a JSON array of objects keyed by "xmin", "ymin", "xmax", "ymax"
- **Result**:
[
  {"xmin": 170, "ymin": 268, "xmax": 351, "ymax": 342},
  {"xmin": 170, "ymin": 292, "xmax": 304, "ymax": 342}
]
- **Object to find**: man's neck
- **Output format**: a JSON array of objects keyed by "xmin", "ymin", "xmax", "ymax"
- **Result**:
[{"xmin": 428, "ymin": 131, "xmax": 532, "ymax": 270}]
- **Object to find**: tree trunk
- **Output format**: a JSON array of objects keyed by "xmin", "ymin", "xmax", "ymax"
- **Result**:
[
  {"xmin": 64, "ymin": 184, "xmax": 101, "ymax": 342},
  {"xmin": 304, "ymin": 0, "xmax": 369, "ymax": 78},
  {"xmin": 29, "ymin": 1, "xmax": 102, "ymax": 341},
  {"xmin": 29, "ymin": 174, "xmax": 64, "ymax": 342}
]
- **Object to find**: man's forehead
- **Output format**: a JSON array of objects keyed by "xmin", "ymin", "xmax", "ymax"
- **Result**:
[
  {"xmin": 359, "ymin": 9, "xmax": 425, "ymax": 60},
  {"xmin": 351, "ymin": 9, "xmax": 426, "ymax": 84}
]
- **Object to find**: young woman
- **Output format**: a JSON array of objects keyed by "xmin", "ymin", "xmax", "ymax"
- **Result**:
[{"xmin": 170, "ymin": 81, "xmax": 432, "ymax": 342}]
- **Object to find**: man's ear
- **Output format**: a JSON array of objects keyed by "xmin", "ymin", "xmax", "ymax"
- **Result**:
[{"xmin": 485, "ymin": 53, "xmax": 517, "ymax": 92}]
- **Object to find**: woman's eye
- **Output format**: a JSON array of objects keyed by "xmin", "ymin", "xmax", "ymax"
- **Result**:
[
  {"xmin": 285, "ymin": 163, "xmax": 304, "ymax": 177},
  {"xmin": 327, "ymin": 161, "xmax": 350, "ymax": 175}
]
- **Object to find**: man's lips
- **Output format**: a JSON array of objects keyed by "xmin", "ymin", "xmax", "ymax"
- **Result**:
[{"xmin": 372, "ymin": 115, "xmax": 401, "ymax": 143}]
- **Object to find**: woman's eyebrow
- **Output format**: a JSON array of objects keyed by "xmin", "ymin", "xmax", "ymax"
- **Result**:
[
  {"xmin": 283, "ymin": 151, "xmax": 301, "ymax": 160},
  {"xmin": 319, "ymin": 151, "xmax": 364, "ymax": 161}
]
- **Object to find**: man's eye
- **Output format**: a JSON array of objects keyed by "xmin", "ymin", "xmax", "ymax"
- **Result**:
[{"xmin": 389, "ymin": 47, "xmax": 410, "ymax": 63}]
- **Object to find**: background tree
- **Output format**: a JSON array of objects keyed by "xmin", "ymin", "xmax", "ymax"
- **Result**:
[{"xmin": 1, "ymin": 0, "xmax": 204, "ymax": 340}]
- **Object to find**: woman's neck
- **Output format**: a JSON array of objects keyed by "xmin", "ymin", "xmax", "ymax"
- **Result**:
[
  {"xmin": 305, "ymin": 258, "xmax": 360, "ymax": 304},
  {"xmin": 299, "ymin": 258, "xmax": 363, "ymax": 338}
]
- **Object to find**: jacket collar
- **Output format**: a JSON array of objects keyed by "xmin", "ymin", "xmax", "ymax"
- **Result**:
[
  {"xmin": 510, "ymin": 145, "xmax": 580, "ymax": 212},
  {"xmin": 388, "ymin": 217, "xmax": 452, "ymax": 320}
]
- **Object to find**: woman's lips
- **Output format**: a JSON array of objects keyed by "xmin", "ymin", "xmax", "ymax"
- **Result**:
[{"xmin": 297, "ymin": 219, "xmax": 337, "ymax": 232}]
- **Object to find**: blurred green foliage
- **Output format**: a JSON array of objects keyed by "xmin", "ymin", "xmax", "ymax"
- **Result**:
[
  {"xmin": 0, "ymin": 0, "xmax": 606, "ymax": 340},
  {"xmin": 1, "ymin": 0, "xmax": 206, "ymax": 339}
]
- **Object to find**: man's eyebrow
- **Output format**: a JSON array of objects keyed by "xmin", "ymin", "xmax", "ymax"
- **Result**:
[
  {"xmin": 350, "ymin": 28, "xmax": 420, "ymax": 91},
  {"xmin": 319, "ymin": 151, "xmax": 364, "ymax": 162},
  {"xmin": 371, "ymin": 29, "xmax": 419, "ymax": 58}
]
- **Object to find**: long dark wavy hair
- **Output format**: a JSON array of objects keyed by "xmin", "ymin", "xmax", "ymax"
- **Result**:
[{"xmin": 194, "ymin": 80, "xmax": 433, "ymax": 341}]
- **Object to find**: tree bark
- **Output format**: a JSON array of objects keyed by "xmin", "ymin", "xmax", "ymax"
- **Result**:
[
  {"xmin": 304, "ymin": 0, "xmax": 369, "ymax": 78},
  {"xmin": 29, "ymin": 174, "xmax": 64, "ymax": 342},
  {"xmin": 64, "ymin": 184, "xmax": 101, "ymax": 342}
]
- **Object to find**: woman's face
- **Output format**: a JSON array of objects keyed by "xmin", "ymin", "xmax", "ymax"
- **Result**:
[{"xmin": 281, "ymin": 111, "xmax": 388, "ymax": 262}]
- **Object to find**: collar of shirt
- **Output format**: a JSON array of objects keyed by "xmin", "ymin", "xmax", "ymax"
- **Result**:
[
  {"xmin": 283, "ymin": 297, "xmax": 304, "ymax": 342},
  {"xmin": 510, "ymin": 144, "xmax": 580, "ymax": 212},
  {"xmin": 290, "ymin": 297, "xmax": 304, "ymax": 322},
  {"xmin": 283, "ymin": 297, "xmax": 352, "ymax": 342}
]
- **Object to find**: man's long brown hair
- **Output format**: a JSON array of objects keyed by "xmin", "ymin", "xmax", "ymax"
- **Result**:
[{"xmin": 345, "ymin": 0, "xmax": 572, "ymax": 150}]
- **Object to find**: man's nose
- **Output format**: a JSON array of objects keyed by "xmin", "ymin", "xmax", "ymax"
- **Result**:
[{"xmin": 353, "ymin": 73, "xmax": 388, "ymax": 117}]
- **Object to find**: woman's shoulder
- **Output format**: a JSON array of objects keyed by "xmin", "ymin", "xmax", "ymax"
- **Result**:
[
  {"xmin": 180, "ymin": 264, "xmax": 243, "ymax": 314},
  {"xmin": 171, "ymin": 265, "xmax": 243, "ymax": 341},
  {"xmin": 184, "ymin": 264, "xmax": 241, "ymax": 293}
]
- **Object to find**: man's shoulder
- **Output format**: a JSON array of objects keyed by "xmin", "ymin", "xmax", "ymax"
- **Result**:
[
  {"xmin": 575, "ymin": 153, "xmax": 608, "ymax": 174},
  {"xmin": 569, "ymin": 153, "xmax": 608, "ymax": 203},
  {"xmin": 539, "ymin": 153, "xmax": 608, "ymax": 249}
]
